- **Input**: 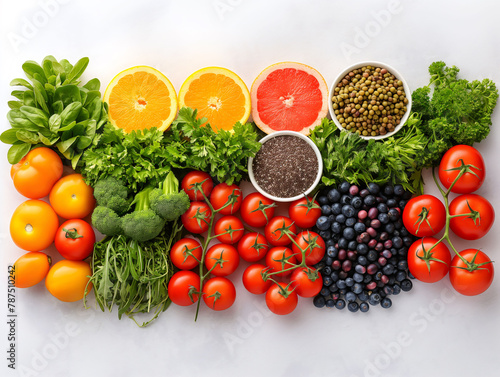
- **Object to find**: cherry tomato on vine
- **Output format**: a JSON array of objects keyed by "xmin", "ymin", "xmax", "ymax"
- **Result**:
[
  {"xmin": 292, "ymin": 231, "xmax": 325, "ymax": 265},
  {"xmin": 214, "ymin": 215, "xmax": 244, "ymax": 244},
  {"xmin": 242, "ymin": 264, "xmax": 272, "ymax": 294},
  {"xmin": 449, "ymin": 249, "xmax": 494, "ymax": 296},
  {"xmin": 170, "ymin": 238, "xmax": 202, "ymax": 270},
  {"xmin": 181, "ymin": 171, "xmax": 213, "ymax": 201},
  {"xmin": 181, "ymin": 201, "xmax": 212, "ymax": 234},
  {"xmin": 449, "ymin": 194, "xmax": 495, "ymax": 240},
  {"xmin": 168, "ymin": 271, "xmax": 200, "ymax": 306},
  {"xmin": 205, "ymin": 243, "xmax": 240, "ymax": 276},
  {"xmin": 237, "ymin": 232, "xmax": 269, "ymax": 262},
  {"xmin": 10, "ymin": 147, "xmax": 63, "ymax": 199},
  {"xmin": 265, "ymin": 246, "xmax": 297, "ymax": 277},
  {"xmin": 45, "ymin": 260, "xmax": 92, "ymax": 302},
  {"xmin": 290, "ymin": 267, "xmax": 323, "ymax": 297},
  {"xmin": 264, "ymin": 216, "xmax": 297, "ymax": 246},
  {"xmin": 402, "ymin": 195, "xmax": 446, "ymax": 237},
  {"xmin": 407, "ymin": 237, "xmax": 451, "ymax": 283},
  {"xmin": 438, "ymin": 145, "xmax": 485, "ymax": 194},
  {"xmin": 54, "ymin": 219, "xmax": 95, "ymax": 260},
  {"xmin": 210, "ymin": 183, "xmax": 242, "ymax": 215},
  {"xmin": 288, "ymin": 196, "xmax": 321, "ymax": 229},
  {"xmin": 49, "ymin": 174, "xmax": 95, "ymax": 219},
  {"xmin": 12, "ymin": 251, "xmax": 51, "ymax": 288},
  {"xmin": 240, "ymin": 192, "xmax": 276, "ymax": 228},
  {"xmin": 202, "ymin": 277, "xmax": 236, "ymax": 311},
  {"xmin": 10, "ymin": 199, "xmax": 59, "ymax": 252},
  {"xmin": 265, "ymin": 282, "xmax": 298, "ymax": 315}
]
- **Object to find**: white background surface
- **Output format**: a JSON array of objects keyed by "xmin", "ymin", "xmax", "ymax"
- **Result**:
[{"xmin": 1, "ymin": 1, "xmax": 500, "ymax": 376}]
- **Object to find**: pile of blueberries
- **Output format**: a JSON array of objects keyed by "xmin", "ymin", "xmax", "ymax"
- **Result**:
[{"xmin": 312, "ymin": 181, "xmax": 415, "ymax": 312}]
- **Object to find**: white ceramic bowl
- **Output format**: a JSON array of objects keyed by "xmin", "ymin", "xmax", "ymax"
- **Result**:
[
  {"xmin": 328, "ymin": 61, "xmax": 412, "ymax": 140},
  {"xmin": 248, "ymin": 130, "xmax": 323, "ymax": 202}
]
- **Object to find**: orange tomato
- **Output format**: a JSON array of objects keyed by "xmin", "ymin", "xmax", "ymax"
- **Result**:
[
  {"xmin": 10, "ymin": 200, "xmax": 59, "ymax": 251},
  {"xmin": 45, "ymin": 260, "xmax": 93, "ymax": 302},
  {"xmin": 12, "ymin": 251, "xmax": 52, "ymax": 288},
  {"xmin": 10, "ymin": 147, "xmax": 63, "ymax": 199},
  {"xmin": 49, "ymin": 174, "xmax": 95, "ymax": 219}
]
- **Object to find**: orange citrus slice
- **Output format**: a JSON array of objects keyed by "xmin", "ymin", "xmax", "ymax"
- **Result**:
[
  {"xmin": 178, "ymin": 67, "xmax": 251, "ymax": 131},
  {"xmin": 251, "ymin": 62, "xmax": 328, "ymax": 135},
  {"xmin": 104, "ymin": 66, "xmax": 178, "ymax": 133}
]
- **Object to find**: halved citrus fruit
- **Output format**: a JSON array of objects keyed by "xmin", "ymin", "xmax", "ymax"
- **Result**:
[
  {"xmin": 251, "ymin": 62, "xmax": 328, "ymax": 135},
  {"xmin": 178, "ymin": 67, "xmax": 251, "ymax": 131},
  {"xmin": 104, "ymin": 66, "xmax": 178, "ymax": 133}
]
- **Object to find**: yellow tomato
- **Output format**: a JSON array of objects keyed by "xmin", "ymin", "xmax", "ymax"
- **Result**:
[
  {"xmin": 45, "ymin": 260, "xmax": 93, "ymax": 302},
  {"xmin": 49, "ymin": 174, "xmax": 96, "ymax": 219},
  {"xmin": 13, "ymin": 251, "xmax": 52, "ymax": 288},
  {"xmin": 10, "ymin": 147, "xmax": 63, "ymax": 199},
  {"xmin": 10, "ymin": 200, "xmax": 59, "ymax": 251}
]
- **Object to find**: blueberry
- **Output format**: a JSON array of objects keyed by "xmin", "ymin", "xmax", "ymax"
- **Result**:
[
  {"xmin": 355, "ymin": 264, "xmax": 366, "ymax": 274},
  {"xmin": 340, "ymin": 195, "xmax": 352, "ymax": 205},
  {"xmin": 357, "ymin": 243, "xmax": 368, "ymax": 255},
  {"xmin": 392, "ymin": 236, "xmax": 403, "ymax": 249},
  {"xmin": 345, "ymin": 291, "xmax": 357, "ymax": 302},
  {"xmin": 358, "ymin": 292, "xmax": 369, "ymax": 302},
  {"xmin": 313, "ymin": 295, "xmax": 326, "ymax": 308},
  {"xmin": 378, "ymin": 213, "xmax": 390, "ymax": 224},
  {"xmin": 386, "ymin": 198, "xmax": 398, "ymax": 208},
  {"xmin": 381, "ymin": 297, "xmax": 392, "ymax": 309},
  {"xmin": 336, "ymin": 280, "xmax": 347, "ymax": 289},
  {"xmin": 335, "ymin": 299, "xmax": 346, "ymax": 310},
  {"xmin": 338, "ymin": 238, "xmax": 348, "ymax": 249},
  {"xmin": 353, "ymin": 273, "xmax": 364, "ymax": 283},
  {"xmin": 327, "ymin": 188, "xmax": 341, "ymax": 203},
  {"xmin": 354, "ymin": 222, "xmax": 366, "ymax": 233},
  {"xmin": 368, "ymin": 293, "xmax": 381, "ymax": 305},
  {"xmin": 326, "ymin": 238, "xmax": 336, "ymax": 247},
  {"xmin": 388, "ymin": 208, "xmax": 400, "ymax": 221},
  {"xmin": 325, "ymin": 257, "xmax": 334, "ymax": 266},
  {"xmin": 343, "ymin": 227, "xmax": 356, "ymax": 240},
  {"xmin": 321, "ymin": 205, "xmax": 332, "ymax": 216},
  {"xmin": 357, "ymin": 255, "xmax": 368, "ymax": 266},
  {"xmin": 351, "ymin": 196, "xmax": 363, "ymax": 209},
  {"xmin": 393, "ymin": 184, "xmax": 404, "ymax": 196},
  {"xmin": 323, "ymin": 266, "xmax": 332, "ymax": 276},
  {"xmin": 319, "ymin": 230, "xmax": 331, "ymax": 240},
  {"xmin": 392, "ymin": 284, "xmax": 401, "ymax": 295},
  {"xmin": 395, "ymin": 271, "xmax": 407, "ymax": 282},
  {"xmin": 347, "ymin": 302, "xmax": 359, "ymax": 312},
  {"xmin": 359, "ymin": 302, "xmax": 369, "ymax": 312},
  {"xmin": 382, "ymin": 264, "xmax": 395, "ymax": 275},
  {"xmin": 331, "ymin": 203, "xmax": 342, "ymax": 215},
  {"xmin": 318, "ymin": 195, "xmax": 329, "ymax": 205},
  {"xmin": 397, "ymin": 260, "xmax": 408, "ymax": 271},
  {"xmin": 345, "ymin": 217, "xmax": 357, "ymax": 227},
  {"xmin": 336, "ymin": 214, "xmax": 346, "ymax": 224},
  {"xmin": 364, "ymin": 195, "xmax": 377, "ymax": 206},
  {"xmin": 331, "ymin": 222, "xmax": 342, "ymax": 234},
  {"xmin": 359, "ymin": 189, "xmax": 370, "ymax": 198},
  {"xmin": 316, "ymin": 216, "xmax": 331, "ymax": 230},
  {"xmin": 403, "ymin": 236, "xmax": 414, "ymax": 247},
  {"xmin": 367, "ymin": 182, "xmax": 380, "ymax": 195},
  {"xmin": 329, "ymin": 284, "xmax": 339, "ymax": 293},
  {"xmin": 401, "ymin": 279, "xmax": 413, "ymax": 292},
  {"xmin": 341, "ymin": 204, "xmax": 355, "ymax": 218},
  {"xmin": 352, "ymin": 283, "xmax": 363, "ymax": 294},
  {"xmin": 345, "ymin": 277, "xmax": 355, "ymax": 287},
  {"xmin": 320, "ymin": 287, "xmax": 330, "ymax": 297},
  {"xmin": 383, "ymin": 185, "xmax": 394, "ymax": 196},
  {"xmin": 383, "ymin": 285, "xmax": 394, "ymax": 296},
  {"xmin": 348, "ymin": 240, "xmax": 358, "ymax": 251},
  {"xmin": 330, "ymin": 271, "xmax": 339, "ymax": 282},
  {"xmin": 376, "ymin": 203, "xmax": 388, "ymax": 213},
  {"xmin": 327, "ymin": 246, "xmax": 338, "ymax": 258},
  {"xmin": 325, "ymin": 299, "xmax": 335, "ymax": 308},
  {"xmin": 367, "ymin": 250, "xmax": 378, "ymax": 262},
  {"xmin": 338, "ymin": 181, "xmax": 350, "ymax": 193}
]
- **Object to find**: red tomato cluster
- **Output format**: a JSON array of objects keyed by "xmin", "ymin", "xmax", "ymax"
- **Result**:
[
  {"xmin": 403, "ymin": 145, "xmax": 494, "ymax": 296},
  {"xmin": 173, "ymin": 171, "xmax": 325, "ymax": 316},
  {"xmin": 9, "ymin": 147, "xmax": 95, "ymax": 302}
]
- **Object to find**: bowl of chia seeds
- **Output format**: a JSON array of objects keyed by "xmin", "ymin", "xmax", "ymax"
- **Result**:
[
  {"xmin": 328, "ymin": 61, "xmax": 411, "ymax": 140},
  {"xmin": 248, "ymin": 130, "xmax": 323, "ymax": 202}
]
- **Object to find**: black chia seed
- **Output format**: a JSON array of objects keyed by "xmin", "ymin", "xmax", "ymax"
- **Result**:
[{"xmin": 252, "ymin": 135, "xmax": 318, "ymax": 198}]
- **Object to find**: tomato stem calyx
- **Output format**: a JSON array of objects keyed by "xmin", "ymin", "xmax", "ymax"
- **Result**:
[{"xmin": 63, "ymin": 227, "xmax": 84, "ymax": 239}]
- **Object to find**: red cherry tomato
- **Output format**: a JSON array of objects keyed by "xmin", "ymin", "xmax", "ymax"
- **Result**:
[
  {"xmin": 214, "ymin": 215, "xmax": 244, "ymax": 244},
  {"xmin": 240, "ymin": 192, "xmax": 276, "ymax": 227},
  {"xmin": 242, "ymin": 264, "xmax": 272, "ymax": 295},
  {"xmin": 290, "ymin": 267, "xmax": 323, "ymax": 297},
  {"xmin": 202, "ymin": 277, "xmax": 236, "ymax": 311},
  {"xmin": 288, "ymin": 196, "xmax": 322, "ymax": 229},
  {"xmin": 54, "ymin": 219, "xmax": 95, "ymax": 260},
  {"xmin": 181, "ymin": 171, "xmax": 213, "ymax": 201},
  {"xmin": 168, "ymin": 271, "xmax": 200, "ymax": 306},
  {"xmin": 449, "ymin": 249, "xmax": 494, "ymax": 296},
  {"xmin": 438, "ymin": 145, "xmax": 485, "ymax": 194},
  {"xmin": 210, "ymin": 183, "xmax": 242, "ymax": 215},
  {"xmin": 449, "ymin": 194, "xmax": 495, "ymax": 240},
  {"xmin": 264, "ymin": 216, "xmax": 297, "ymax": 246},
  {"xmin": 291, "ymin": 230, "xmax": 325, "ymax": 265},
  {"xmin": 265, "ymin": 282, "xmax": 298, "ymax": 315},
  {"xmin": 205, "ymin": 243, "xmax": 240, "ymax": 276},
  {"xmin": 407, "ymin": 237, "xmax": 451, "ymax": 283},
  {"xmin": 181, "ymin": 201, "xmax": 212, "ymax": 234},
  {"xmin": 265, "ymin": 246, "xmax": 297, "ymax": 277},
  {"xmin": 402, "ymin": 195, "xmax": 446, "ymax": 237},
  {"xmin": 237, "ymin": 232, "xmax": 269, "ymax": 262},
  {"xmin": 170, "ymin": 238, "xmax": 202, "ymax": 270}
]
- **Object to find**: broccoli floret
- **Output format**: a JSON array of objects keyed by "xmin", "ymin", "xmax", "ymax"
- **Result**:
[
  {"xmin": 149, "ymin": 171, "xmax": 190, "ymax": 221},
  {"xmin": 91, "ymin": 206, "xmax": 123, "ymax": 236},
  {"xmin": 121, "ymin": 188, "xmax": 165, "ymax": 242},
  {"xmin": 93, "ymin": 177, "xmax": 131, "ymax": 215}
]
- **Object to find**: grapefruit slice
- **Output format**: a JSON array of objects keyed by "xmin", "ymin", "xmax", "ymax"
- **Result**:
[
  {"xmin": 251, "ymin": 62, "xmax": 328, "ymax": 135},
  {"xmin": 104, "ymin": 66, "xmax": 178, "ymax": 133},
  {"xmin": 178, "ymin": 67, "xmax": 251, "ymax": 132}
]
